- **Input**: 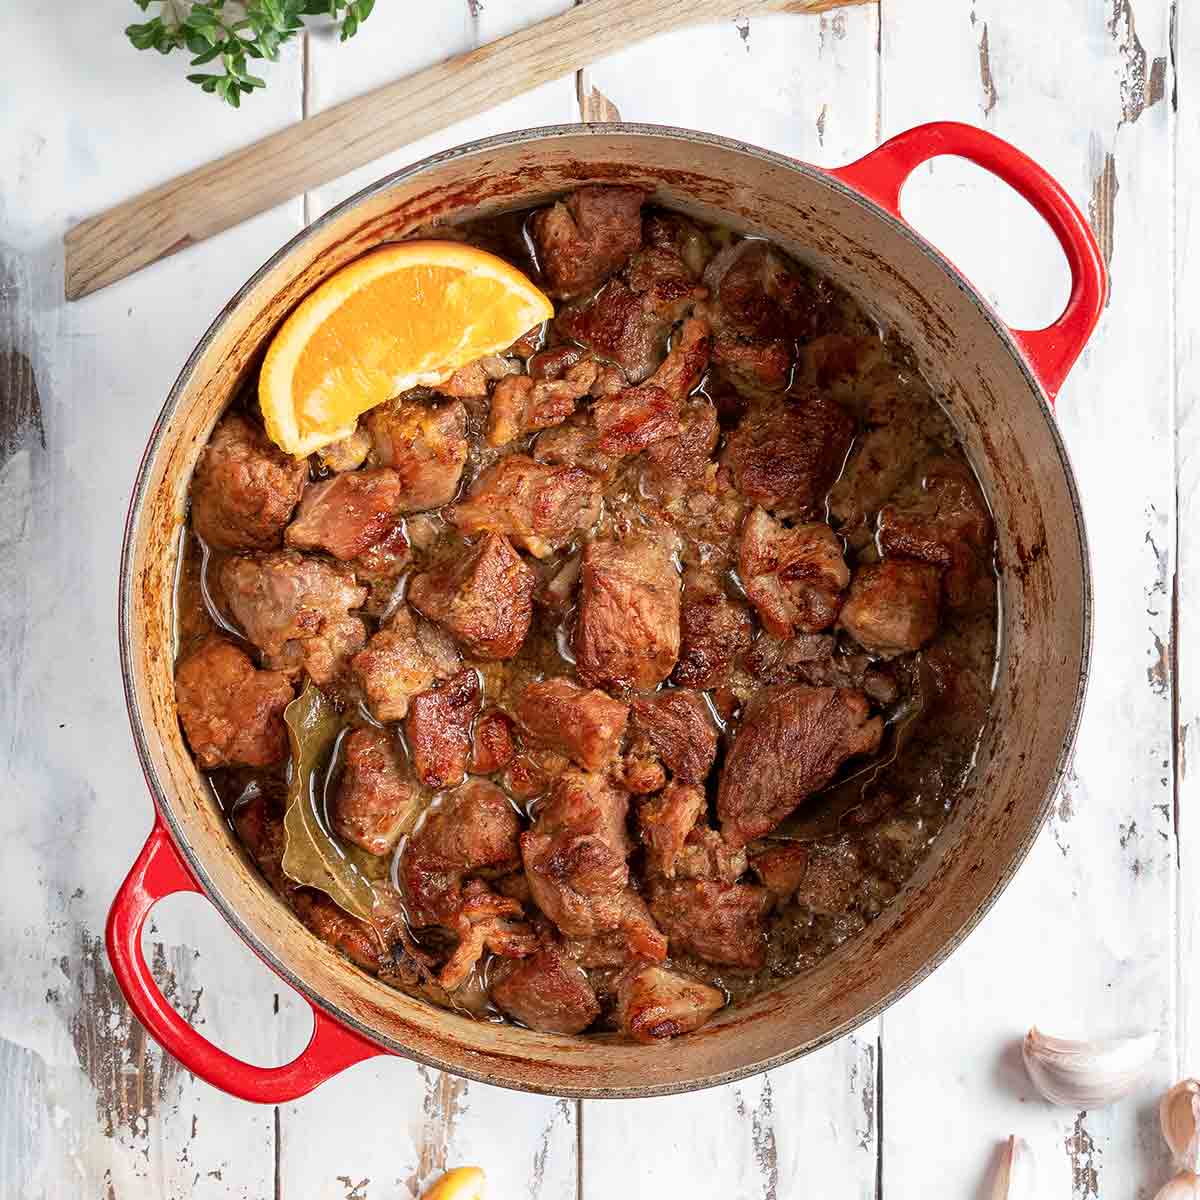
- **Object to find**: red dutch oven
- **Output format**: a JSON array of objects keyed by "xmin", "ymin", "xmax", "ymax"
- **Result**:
[{"xmin": 109, "ymin": 121, "xmax": 1105, "ymax": 1101}]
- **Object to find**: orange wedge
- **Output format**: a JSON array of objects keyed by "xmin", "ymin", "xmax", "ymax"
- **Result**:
[
  {"xmin": 421, "ymin": 1167, "xmax": 486, "ymax": 1200},
  {"xmin": 259, "ymin": 242, "xmax": 553, "ymax": 457}
]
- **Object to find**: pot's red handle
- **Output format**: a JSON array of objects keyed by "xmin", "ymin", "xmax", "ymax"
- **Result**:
[
  {"xmin": 829, "ymin": 121, "xmax": 1108, "ymax": 403},
  {"xmin": 106, "ymin": 817, "xmax": 386, "ymax": 1103}
]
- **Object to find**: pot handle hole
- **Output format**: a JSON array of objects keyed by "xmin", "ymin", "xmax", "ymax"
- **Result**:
[
  {"xmin": 106, "ymin": 818, "xmax": 386, "ymax": 1103},
  {"xmin": 829, "ymin": 120, "xmax": 1108, "ymax": 404}
]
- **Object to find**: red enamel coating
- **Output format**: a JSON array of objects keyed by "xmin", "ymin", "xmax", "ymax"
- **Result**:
[
  {"xmin": 830, "ymin": 121, "xmax": 1108, "ymax": 403},
  {"xmin": 106, "ymin": 818, "xmax": 387, "ymax": 1103}
]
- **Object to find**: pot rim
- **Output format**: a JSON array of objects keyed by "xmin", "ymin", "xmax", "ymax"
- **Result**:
[{"xmin": 118, "ymin": 120, "xmax": 1093, "ymax": 1098}]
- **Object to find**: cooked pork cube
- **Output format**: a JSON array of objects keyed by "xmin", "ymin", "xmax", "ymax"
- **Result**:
[
  {"xmin": 705, "ymin": 240, "xmax": 831, "ymax": 342},
  {"xmin": 469, "ymin": 708, "xmax": 516, "ymax": 775},
  {"xmin": 351, "ymin": 606, "xmax": 460, "ymax": 723},
  {"xmin": 490, "ymin": 945, "xmax": 601, "ymax": 1034},
  {"xmin": 838, "ymin": 560, "xmax": 942, "ymax": 657},
  {"xmin": 284, "ymin": 468, "xmax": 404, "ymax": 561},
  {"xmin": 516, "ymin": 677, "xmax": 629, "ymax": 772},
  {"xmin": 616, "ymin": 964, "xmax": 725, "ymax": 1043},
  {"xmin": 723, "ymin": 394, "xmax": 854, "ymax": 519},
  {"xmin": 404, "ymin": 668, "xmax": 482, "ymax": 790},
  {"xmin": 485, "ymin": 359, "xmax": 598, "ymax": 447},
  {"xmin": 671, "ymin": 568, "xmax": 754, "ymax": 690},
  {"xmin": 749, "ymin": 842, "xmax": 811, "ymax": 901},
  {"xmin": 674, "ymin": 826, "xmax": 749, "ymax": 884},
  {"xmin": 530, "ymin": 185, "xmax": 646, "ymax": 298},
  {"xmin": 219, "ymin": 550, "xmax": 367, "ymax": 684},
  {"xmin": 175, "ymin": 636, "xmax": 293, "ymax": 769},
  {"xmin": 647, "ymin": 878, "xmax": 772, "ymax": 968},
  {"xmin": 739, "ymin": 507, "xmax": 850, "ymax": 637},
  {"xmin": 446, "ymin": 455, "xmax": 602, "ymax": 559},
  {"xmin": 630, "ymin": 689, "xmax": 718, "ymax": 784},
  {"xmin": 574, "ymin": 533, "xmax": 681, "ymax": 693},
  {"xmin": 190, "ymin": 413, "xmax": 308, "ymax": 551},
  {"xmin": 532, "ymin": 413, "xmax": 619, "ymax": 483},
  {"xmin": 408, "ymin": 532, "xmax": 536, "ymax": 659},
  {"xmin": 365, "ymin": 398, "xmax": 468, "ymax": 511},
  {"xmin": 637, "ymin": 782, "xmax": 705, "ymax": 879},
  {"xmin": 332, "ymin": 728, "xmax": 421, "ymax": 854},
  {"xmin": 718, "ymin": 684, "xmax": 883, "ymax": 847}
]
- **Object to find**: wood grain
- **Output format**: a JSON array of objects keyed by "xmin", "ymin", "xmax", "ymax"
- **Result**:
[{"xmin": 62, "ymin": 0, "xmax": 870, "ymax": 302}]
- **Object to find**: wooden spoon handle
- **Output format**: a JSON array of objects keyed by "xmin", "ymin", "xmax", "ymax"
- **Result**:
[{"xmin": 63, "ymin": 0, "xmax": 869, "ymax": 301}]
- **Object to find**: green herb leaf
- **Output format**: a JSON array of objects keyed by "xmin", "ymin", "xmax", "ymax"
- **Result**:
[{"xmin": 279, "ymin": 682, "xmax": 379, "ymax": 922}]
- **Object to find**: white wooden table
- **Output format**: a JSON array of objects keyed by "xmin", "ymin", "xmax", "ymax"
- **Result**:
[{"xmin": 0, "ymin": 2, "xmax": 1194, "ymax": 1196}]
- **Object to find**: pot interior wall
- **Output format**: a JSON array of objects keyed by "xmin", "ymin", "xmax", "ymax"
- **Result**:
[{"xmin": 122, "ymin": 127, "xmax": 1087, "ymax": 1097}]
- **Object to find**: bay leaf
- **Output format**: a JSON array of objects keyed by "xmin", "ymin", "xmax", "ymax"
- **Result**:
[{"xmin": 280, "ymin": 681, "xmax": 379, "ymax": 923}]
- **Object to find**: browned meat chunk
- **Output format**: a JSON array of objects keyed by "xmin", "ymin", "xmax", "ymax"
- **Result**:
[
  {"xmin": 405, "ymin": 668, "xmax": 482, "ymax": 790},
  {"xmin": 530, "ymin": 186, "xmax": 646, "ymax": 298},
  {"xmin": 877, "ymin": 458, "xmax": 993, "ymax": 610},
  {"xmin": 827, "ymin": 383, "xmax": 933, "ymax": 531},
  {"xmin": 351, "ymin": 605, "xmax": 461, "ymax": 723},
  {"xmin": 408, "ymin": 532, "xmax": 536, "ymax": 659},
  {"xmin": 557, "ymin": 247, "xmax": 708, "ymax": 383},
  {"xmin": 332, "ymin": 728, "xmax": 421, "ymax": 854},
  {"xmin": 704, "ymin": 240, "xmax": 831, "ymax": 342},
  {"xmin": 616, "ymin": 964, "xmax": 725, "ymax": 1043},
  {"xmin": 647, "ymin": 878, "xmax": 771, "ymax": 968},
  {"xmin": 516, "ymin": 677, "xmax": 629, "ymax": 772},
  {"xmin": 490, "ymin": 944, "xmax": 601, "ymax": 1034},
  {"xmin": 643, "ymin": 211, "xmax": 713, "ymax": 276},
  {"xmin": 838, "ymin": 560, "xmax": 942, "ymax": 657},
  {"xmin": 739, "ymin": 507, "xmax": 850, "ymax": 637},
  {"xmin": 630, "ymin": 689, "xmax": 718, "ymax": 784},
  {"xmin": 190, "ymin": 413, "xmax": 308, "ymax": 551},
  {"xmin": 365, "ymin": 398, "xmax": 468, "ymax": 511},
  {"xmin": 671, "ymin": 569, "xmax": 754, "ymax": 689},
  {"xmin": 723, "ymin": 394, "xmax": 854, "ymax": 519},
  {"xmin": 219, "ymin": 550, "xmax": 367, "ymax": 684},
  {"xmin": 485, "ymin": 359, "xmax": 599, "ymax": 447},
  {"xmin": 749, "ymin": 842, "xmax": 810, "ymax": 901},
  {"xmin": 503, "ymin": 747, "xmax": 570, "ymax": 804},
  {"xmin": 470, "ymin": 708, "xmax": 516, "ymax": 775},
  {"xmin": 641, "ymin": 397, "xmax": 720, "ymax": 499},
  {"xmin": 792, "ymin": 841, "xmax": 864, "ymax": 913},
  {"xmin": 533, "ymin": 414, "xmax": 619, "ymax": 483},
  {"xmin": 711, "ymin": 333, "xmax": 793, "ymax": 394},
  {"xmin": 439, "ymin": 354, "xmax": 516, "ymax": 399},
  {"xmin": 591, "ymin": 315, "xmax": 711, "ymax": 459},
  {"xmin": 620, "ymin": 749, "xmax": 669, "ymax": 796},
  {"xmin": 284, "ymin": 468, "xmax": 403, "ymax": 561},
  {"xmin": 352, "ymin": 523, "xmax": 412, "ymax": 613},
  {"xmin": 923, "ymin": 635, "xmax": 992, "ymax": 741},
  {"xmin": 674, "ymin": 826, "xmax": 748, "ymax": 884},
  {"xmin": 637, "ymin": 782, "xmax": 705, "ymax": 879},
  {"xmin": 175, "ymin": 636, "xmax": 293, "ymax": 769},
  {"xmin": 574, "ymin": 533, "xmax": 681, "ymax": 693},
  {"xmin": 594, "ymin": 383, "xmax": 680, "ymax": 458},
  {"xmin": 718, "ymin": 685, "xmax": 884, "ymax": 847},
  {"xmin": 446, "ymin": 455, "xmax": 602, "ymax": 559},
  {"xmin": 400, "ymin": 780, "xmax": 535, "ymax": 989},
  {"xmin": 521, "ymin": 769, "xmax": 667, "ymax": 960}
]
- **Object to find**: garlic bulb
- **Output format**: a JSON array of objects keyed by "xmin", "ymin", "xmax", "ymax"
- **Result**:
[
  {"xmin": 1154, "ymin": 1171, "xmax": 1200, "ymax": 1199},
  {"xmin": 991, "ymin": 1135, "xmax": 1035, "ymax": 1199},
  {"xmin": 1022, "ymin": 1026, "xmax": 1158, "ymax": 1107},
  {"xmin": 1163, "ymin": 1081, "xmax": 1200, "ymax": 1170}
]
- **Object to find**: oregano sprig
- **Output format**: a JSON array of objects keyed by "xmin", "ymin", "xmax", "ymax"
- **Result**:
[{"xmin": 125, "ymin": 0, "xmax": 375, "ymax": 108}]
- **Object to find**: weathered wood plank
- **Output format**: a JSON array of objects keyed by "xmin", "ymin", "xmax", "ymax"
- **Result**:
[
  {"xmin": 878, "ymin": 2, "xmax": 1177, "ymax": 1197},
  {"xmin": 1175, "ymin": 0, "xmax": 1200, "ymax": 1085},
  {"xmin": 580, "ymin": 9, "xmax": 882, "ymax": 1198},
  {"xmin": 0, "ymin": 4, "xmax": 310, "ymax": 1196},
  {"xmin": 276, "ymin": 7, "xmax": 581, "ymax": 1197}
]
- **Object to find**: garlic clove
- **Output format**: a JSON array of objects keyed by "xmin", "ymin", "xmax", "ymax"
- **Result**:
[
  {"xmin": 1022, "ymin": 1026, "xmax": 1158, "ymax": 1108},
  {"xmin": 991, "ymin": 1135, "xmax": 1035, "ymax": 1199},
  {"xmin": 1162, "ymin": 1080, "xmax": 1200, "ymax": 1170},
  {"xmin": 1154, "ymin": 1170, "xmax": 1200, "ymax": 1199}
]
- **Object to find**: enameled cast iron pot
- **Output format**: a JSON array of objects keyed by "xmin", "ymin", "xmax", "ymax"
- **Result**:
[{"xmin": 108, "ymin": 121, "xmax": 1106, "ymax": 1103}]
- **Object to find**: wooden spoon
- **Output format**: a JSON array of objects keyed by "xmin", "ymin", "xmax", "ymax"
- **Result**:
[{"xmin": 63, "ymin": 0, "xmax": 871, "ymax": 301}]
